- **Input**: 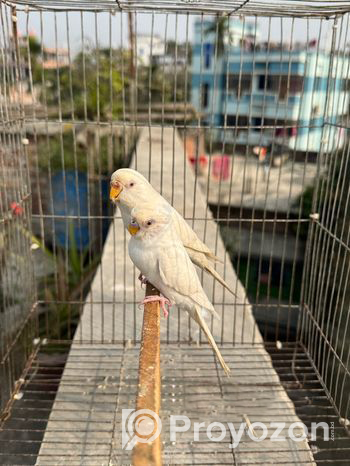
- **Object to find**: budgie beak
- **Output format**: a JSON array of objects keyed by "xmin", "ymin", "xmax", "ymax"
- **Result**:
[
  {"xmin": 110, "ymin": 182, "xmax": 123, "ymax": 201},
  {"xmin": 128, "ymin": 221, "xmax": 140, "ymax": 236}
]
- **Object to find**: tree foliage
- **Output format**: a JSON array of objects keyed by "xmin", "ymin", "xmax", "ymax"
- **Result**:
[{"xmin": 43, "ymin": 48, "xmax": 124, "ymax": 120}]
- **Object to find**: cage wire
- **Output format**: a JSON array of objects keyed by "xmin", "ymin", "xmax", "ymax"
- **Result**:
[{"xmin": 0, "ymin": 0, "xmax": 350, "ymax": 464}]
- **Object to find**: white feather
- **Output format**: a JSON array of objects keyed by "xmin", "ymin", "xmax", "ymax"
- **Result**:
[
  {"xmin": 128, "ymin": 207, "xmax": 230, "ymax": 375},
  {"xmin": 111, "ymin": 168, "xmax": 237, "ymax": 297}
]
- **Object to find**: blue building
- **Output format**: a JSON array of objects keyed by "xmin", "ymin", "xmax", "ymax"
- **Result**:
[{"xmin": 191, "ymin": 18, "xmax": 350, "ymax": 153}]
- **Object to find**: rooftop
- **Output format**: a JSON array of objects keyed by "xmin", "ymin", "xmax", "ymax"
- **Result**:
[{"xmin": 201, "ymin": 155, "xmax": 318, "ymax": 213}]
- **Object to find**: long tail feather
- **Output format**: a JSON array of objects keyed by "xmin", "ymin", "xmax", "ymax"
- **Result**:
[
  {"xmin": 194, "ymin": 309, "xmax": 230, "ymax": 376},
  {"xmin": 186, "ymin": 245, "xmax": 223, "ymax": 263},
  {"xmin": 205, "ymin": 264, "xmax": 238, "ymax": 298}
]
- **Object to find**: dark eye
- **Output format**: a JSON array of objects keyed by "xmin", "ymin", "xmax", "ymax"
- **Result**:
[
  {"xmin": 146, "ymin": 220, "xmax": 153, "ymax": 226},
  {"xmin": 129, "ymin": 182, "xmax": 135, "ymax": 187}
]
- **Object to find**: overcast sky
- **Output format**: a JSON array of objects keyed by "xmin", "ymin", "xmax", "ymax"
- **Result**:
[{"xmin": 16, "ymin": 10, "xmax": 342, "ymax": 54}]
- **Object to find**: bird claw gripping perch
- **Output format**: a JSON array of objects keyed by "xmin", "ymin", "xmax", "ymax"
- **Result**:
[
  {"xmin": 139, "ymin": 295, "xmax": 172, "ymax": 318},
  {"xmin": 138, "ymin": 273, "xmax": 148, "ymax": 288}
]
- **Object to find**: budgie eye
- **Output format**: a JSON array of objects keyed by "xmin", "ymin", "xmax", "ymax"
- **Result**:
[
  {"xmin": 146, "ymin": 220, "xmax": 153, "ymax": 226},
  {"xmin": 129, "ymin": 181, "xmax": 135, "ymax": 187}
]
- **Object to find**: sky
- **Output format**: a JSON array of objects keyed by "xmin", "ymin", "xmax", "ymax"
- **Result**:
[{"xmin": 15, "ymin": 10, "xmax": 343, "ymax": 55}]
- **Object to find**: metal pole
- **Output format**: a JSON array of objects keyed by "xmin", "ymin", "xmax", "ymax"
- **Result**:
[
  {"xmin": 128, "ymin": 11, "xmax": 136, "ymax": 120},
  {"xmin": 132, "ymin": 283, "xmax": 162, "ymax": 466}
]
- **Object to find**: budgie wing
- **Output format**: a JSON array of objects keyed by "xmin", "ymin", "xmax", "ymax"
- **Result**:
[
  {"xmin": 172, "ymin": 209, "xmax": 220, "ymax": 262},
  {"xmin": 157, "ymin": 244, "xmax": 218, "ymax": 318}
]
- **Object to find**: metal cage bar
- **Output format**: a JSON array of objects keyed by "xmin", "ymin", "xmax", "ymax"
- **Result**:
[{"xmin": 0, "ymin": 1, "xmax": 350, "ymax": 464}]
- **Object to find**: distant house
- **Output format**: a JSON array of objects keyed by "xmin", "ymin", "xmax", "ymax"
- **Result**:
[
  {"xmin": 136, "ymin": 35, "xmax": 188, "ymax": 69},
  {"xmin": 136, "ymin": 34, "xmax": 165, "ymax": 66},
  {"xmin": 152, "ymin": 54, "xmax": 186, "ymax": 69},
  {"xmin": 191, "ymin": 18, "xmax": 350, "ymax": 153},
  {"xmin": 18, "ymin": 34, "xmax": 69, "ymax": 70},
  {"xmin": 41, "ymin": 47, "xmax": 69, "ymax": 70}
]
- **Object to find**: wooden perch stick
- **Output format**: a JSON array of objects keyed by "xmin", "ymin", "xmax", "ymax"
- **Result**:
[{"xmin": 132, "ymin": 283, "xmax": 162, "ymax": 466}]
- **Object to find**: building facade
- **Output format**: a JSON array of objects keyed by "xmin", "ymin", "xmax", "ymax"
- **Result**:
[{"xmin": 192, "ymin": 18, "xmax": 350, "ymax": 153}]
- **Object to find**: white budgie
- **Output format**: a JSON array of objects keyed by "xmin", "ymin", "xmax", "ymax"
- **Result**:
[
  {"xmin": 110, "ymin": 168, "xmax": 236, "ymax": 297},
  {"xmin": 127, "ymin": 206, "xmax": 230, "ymax": 375}
]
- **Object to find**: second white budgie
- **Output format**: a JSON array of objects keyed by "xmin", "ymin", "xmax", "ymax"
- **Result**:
[
  {"xmin": 127, "ymin": 205, "xmax": 230, "ymax": 375},
  {"xmin": 110, "ymin": 168, "xmax": 237, "ymax": 297}
]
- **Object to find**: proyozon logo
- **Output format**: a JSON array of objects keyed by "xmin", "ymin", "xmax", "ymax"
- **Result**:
[
  {"xmin": 122, "ymin": 409, "xmax": 332, "ymax": 450},
  {"xmin": 122, "ymin": 409, "xmax": 162, "ymax": 450}
]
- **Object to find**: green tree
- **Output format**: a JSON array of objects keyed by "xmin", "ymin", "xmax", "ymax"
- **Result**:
[
  {"xmin": 28, "ymin": 35, "xmax": 41, "ymax": 55},
  {"xmin": 44, "ymin": 47, "xmax": 124, "ymax": 120},
  {"xmin": 20, "ymin": 35, "xmax": 42, "ymax": 83}
]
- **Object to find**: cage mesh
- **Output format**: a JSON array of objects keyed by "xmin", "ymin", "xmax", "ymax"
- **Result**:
[{"xmin": 0, "ymin": 0, "xmax": 350, "ymax": 464}]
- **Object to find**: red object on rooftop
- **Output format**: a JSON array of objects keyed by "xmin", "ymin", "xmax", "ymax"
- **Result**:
[{"xmin": 189, "ymin": 154, "xmax": 208, "ymax": 167}]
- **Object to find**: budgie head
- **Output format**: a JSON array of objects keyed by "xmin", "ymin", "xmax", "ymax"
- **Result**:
[
  {"xmin": 128, "ymin": 206, "xmax": 172, "ymax": 240},
  {"xmin": 110, "ymin": 168, "xmax": 156, "ymax": 209}
]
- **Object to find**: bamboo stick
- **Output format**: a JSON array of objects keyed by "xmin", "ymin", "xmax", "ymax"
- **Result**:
[{"xmin": 132, "ymin": 283, "xmax": 162, "ymax": 466}]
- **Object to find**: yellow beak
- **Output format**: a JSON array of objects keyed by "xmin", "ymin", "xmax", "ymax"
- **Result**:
[
  {"xmin": 128, "ymin": 224, "xmax": 140, "ymax": 236},
  {"xmin": 110, "ymin": 184, "xmax": 123, "ymax": 202}
]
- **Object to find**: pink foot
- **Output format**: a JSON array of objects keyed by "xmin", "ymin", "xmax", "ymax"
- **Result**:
[
  {"xmin": 139, "ymin": 295, "xmax": 172, "ymax": 318},
  {"xmin": 138, "ymin": 273, "xmax": 148, "ymax": 288}
]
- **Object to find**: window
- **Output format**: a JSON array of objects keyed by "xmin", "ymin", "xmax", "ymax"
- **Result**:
[
  {"xmin": 252, "ymin": 117, "xmax": 262, "ymax": 131},
  {"xmin": 341, "ymin": 79, "xmax": 350, "ymax": 91},
  {"xmin": 226, "ymin": 115, "xmax": 249, "ymax": 127},
  {"xmin": 204, "ymin": 43, "xmax": 212, "ymax": 69},
  {"xmin": 201, "ymin": 83, "xmax": 209, "ymax": 108},
  {"xmin": 274, "ymin": 120, "xmax": 298, "ymax": 138},
  {"xmin": 228, "ymin": 74, "xmax": 252, "ymax": 97},
  {"xmin": 288, "ymin": 76, "xmax": 304, "ymax": 94},
  {"xmin": 264, "ymin": 75, "xmax": 304, "ymax": 98},
  {"xmin": 258, "ymin": 75, "xmax": 266, "ymax": 90}
]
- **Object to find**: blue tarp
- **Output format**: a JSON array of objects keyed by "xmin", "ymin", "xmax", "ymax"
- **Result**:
[{"xmin": 51, "ymin": 171, "xmax": 109, "ymax": 250}]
